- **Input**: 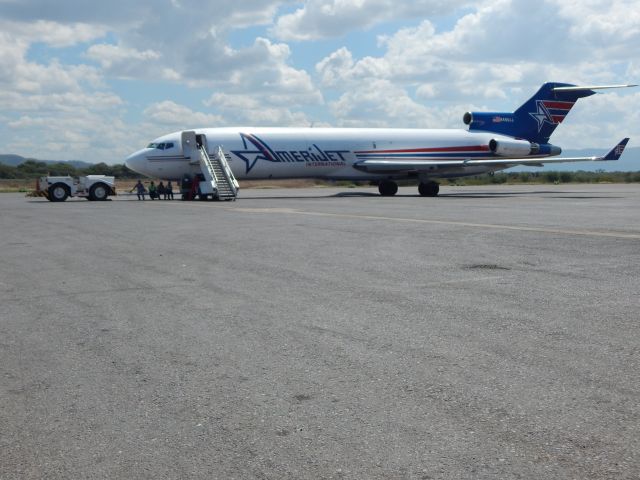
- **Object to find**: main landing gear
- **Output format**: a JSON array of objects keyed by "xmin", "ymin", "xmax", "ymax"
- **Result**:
[
  {"xmin": 377, "ymin": 180, "xmax": 440, "ymax": 197},
  {"xmin": 378, "ymin": 180, "xmax": 398, "ymax": 196},
  {"xmin": 418, "ymin": 181, "xmax": 439, "ymax": 197}
]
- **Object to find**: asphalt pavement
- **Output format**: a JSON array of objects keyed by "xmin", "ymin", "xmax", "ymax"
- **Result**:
[{"xmin": 1, "ymin": 184, "xmax": 639, "ymax": 479}]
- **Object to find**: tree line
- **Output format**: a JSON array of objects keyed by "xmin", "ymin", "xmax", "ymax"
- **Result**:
[{"xmin": 0, "ymin": 160, "xmax": 138, "ymax": 179}]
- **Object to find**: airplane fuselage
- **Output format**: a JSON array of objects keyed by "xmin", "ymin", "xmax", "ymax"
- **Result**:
[
  {"xmin": 125, "ymin": 127, "xmax": 537, "ymax": 181},
  {"xmin": 124, "ymin": 83, "xmax": 634, "ymax": 197}
]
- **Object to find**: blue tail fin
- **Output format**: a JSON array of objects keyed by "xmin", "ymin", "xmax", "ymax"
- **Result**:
[
  {"xmin": 465, "ymin": 82, "xmax": 596, "ymax": 143},
  {"xmin": 603, "ymin": 138, "xmax": 630, "ymax": 160}
]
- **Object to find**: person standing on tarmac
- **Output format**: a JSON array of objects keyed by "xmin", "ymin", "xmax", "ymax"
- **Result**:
[
  {"xmin": 158, "ymin": 181, "xmax": 166, "ymax": 200},
  {"xmin": 165, "ymin": 181, "xmax": 174, "ymax": 200},
  {"xmin": 131, "ymin": 179, "xmax": 146, "ymax": 200}
]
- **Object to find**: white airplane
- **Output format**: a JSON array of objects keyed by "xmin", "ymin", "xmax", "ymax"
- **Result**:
[{"xmin": 125, "ymin": 82, "xmax": 635, "ymax": 197}]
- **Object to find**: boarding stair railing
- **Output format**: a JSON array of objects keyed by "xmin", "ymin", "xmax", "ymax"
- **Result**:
[
  {"xmin": 197, "ymin": 145, "xmax": 239, "ymax": 200},
  {"xmin": 215, "ymin": 145, "xmax": 239, "ymax": 198}
]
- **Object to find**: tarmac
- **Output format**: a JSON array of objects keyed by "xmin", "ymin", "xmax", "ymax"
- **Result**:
[{"xmin": 1, "ymin": 184, "xmax": 639, "ymax": 479}]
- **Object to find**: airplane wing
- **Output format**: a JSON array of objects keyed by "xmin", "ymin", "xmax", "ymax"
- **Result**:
[{"xmin": 353, "ymin": 138, "xmax": 630, "ymax": 173}]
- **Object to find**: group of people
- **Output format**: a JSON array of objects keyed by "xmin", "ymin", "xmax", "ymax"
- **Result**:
[{"xmin": 132, "ymin": 180, "xmax": 174, "ymax": 200}]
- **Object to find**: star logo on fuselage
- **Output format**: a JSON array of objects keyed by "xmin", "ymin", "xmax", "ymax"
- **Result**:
[
  {"xmin": 231, "ymin": 133, "xmax": 280, "ymax": 174},
  {"xmin": 529, "ymin": 100, "xmax": 554, "ymax": 132}
]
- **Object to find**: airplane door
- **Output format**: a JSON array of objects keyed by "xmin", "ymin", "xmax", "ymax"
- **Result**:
[
  {"xmin": 181, "ymin": 130, "xmax": 198, "ymax": 159},
  {"xmin": 195, "ymin": 133, "xmax": 209, "ymax": 153}
]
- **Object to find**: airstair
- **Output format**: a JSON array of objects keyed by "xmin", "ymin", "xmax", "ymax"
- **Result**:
[
  {"xmin": 198, "ymin": 144, "xmax": 239, "ymax": 200},
  {"xmin": 181, "ymin": 130, "xmax": 239, "ymax": 200}
]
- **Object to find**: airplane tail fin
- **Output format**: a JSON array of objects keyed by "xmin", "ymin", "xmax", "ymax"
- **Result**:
[
  {"xmin": 464, "ymin": 82, "xmax": 636, "ymax": 144},
  {"xmin": 602, "ymin": 137, "xmax": 630, "ymax": 160}
]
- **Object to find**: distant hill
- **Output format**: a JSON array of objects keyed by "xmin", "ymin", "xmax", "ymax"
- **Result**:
[
  {"xmin": 0, "ymin": 154, "xmax": 93, "ymax": 169},
  {"xmin": 0, "ymin": 154, "xmax": 27, "ymax": 166}
]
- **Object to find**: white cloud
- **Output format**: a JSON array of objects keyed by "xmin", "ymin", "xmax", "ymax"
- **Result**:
[
  {"xmin": 0, "ymin": 91, "xmax": 122, "ymax": 113},
  {"xmin": 28, "ymin": 20, "xmax": 107, "ymax": 47},
  {"xmin": 553, "ymin": 0, "xmax": 640, "ymax": 59},
  {"xmin": 328, "ymin": 79, "xmax": 466, "ymax": 128},
  {"xmin": 179, "ymin": 37, "xmax": 324, "ymax": 105},
  {"xmin": 0, "ymin": 19, "xmax": 107, "ymax": 47},
  {"xmin": 0, "ymin": 1, "xmax": 301, "ymax": 88},
  {"xmin": 272, "ymin": 0, "xmax": 470, "ymax": 41},
  {"xmin": 143, "ymin": 101, "xmax": 224, "ymax": 128},
  {"xmin": 0, "ymin": 25, "xmax": 104, "ymax": 94},
  {"xmin": 4, "ymin": 96, "xmax": 132, "ymax": 162},
  {"xmin": 315, "ymin": 47, "xmax": 354, "ymax": 87},
  {"xmin": 315, "ymin": 0, "xmax": 637, "ymax": 93},
  {"xmin": 205, "ymin": 93, "xmax": 311, "ymax": 126},
  {"xmin": 86, "ymin": 44, "xmax": 161, "ymax": 79},
  {"xmin": 0, "ymin": 17, "xmax": 138, "ymax": 162}
]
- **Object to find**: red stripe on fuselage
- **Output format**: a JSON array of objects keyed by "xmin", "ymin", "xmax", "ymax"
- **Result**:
[
  {"xmin": 354, "ymin": 145, "xmax": 491, "ymax": 154},
  {"xmin": 542, "ymin": 101, "xmax": 574, "ymax": 110}
]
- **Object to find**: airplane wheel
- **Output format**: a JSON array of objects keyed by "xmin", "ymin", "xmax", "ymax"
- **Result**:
[
  {"xmin": 418, "ymin": 181, "xmax": 439, "ymax": 197},
  {"xmin": 89, "ymin": 183, "xmax": 109, "ymax": 201},
  {"xmin": 378, "ymin": 180, "xmax": 398, "ymax": 196},
  {"xmin": 48, "ymin": 183, "xmax": 69, "ymax": 202}
]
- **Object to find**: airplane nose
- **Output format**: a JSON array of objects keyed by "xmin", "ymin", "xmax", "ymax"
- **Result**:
[{"xmin": 125, "ymin": 150, "xmax": 147, "ymax": 175}]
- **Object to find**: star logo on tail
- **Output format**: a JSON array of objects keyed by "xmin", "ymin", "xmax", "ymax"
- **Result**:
[{"xmin": 529, "ymin": 100, "xmax": 554, "ymax": 132}]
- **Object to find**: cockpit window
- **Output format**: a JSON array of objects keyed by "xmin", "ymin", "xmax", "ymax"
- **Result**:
[{"xmin": 147, "ymin": 142, "xmax": 175, "ymax": 150}]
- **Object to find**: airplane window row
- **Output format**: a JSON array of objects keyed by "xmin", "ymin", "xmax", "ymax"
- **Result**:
[{"xmin": 147, "ymin": 142, "xmax": 175, "ymax": 150}]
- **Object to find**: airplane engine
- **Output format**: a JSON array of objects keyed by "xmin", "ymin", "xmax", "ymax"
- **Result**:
[
  {"xmin": 463, "ymin": 111, "xmax": 514, "ymax": 128},
  {"xmin": 489, "ymin": 138, "xmax": 538, "ymax": 157}
]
